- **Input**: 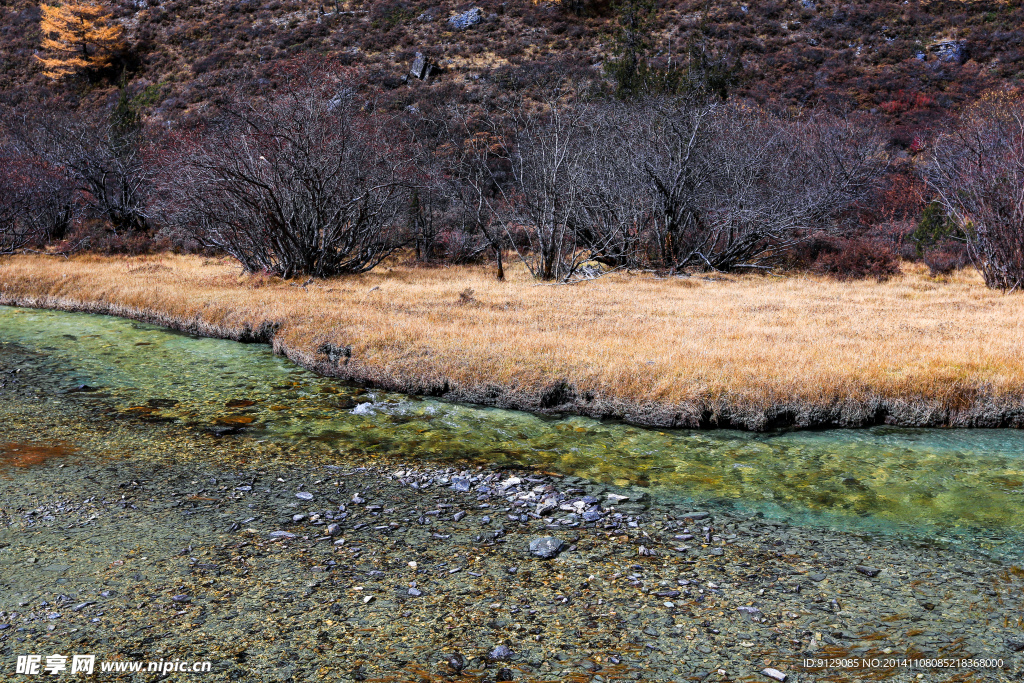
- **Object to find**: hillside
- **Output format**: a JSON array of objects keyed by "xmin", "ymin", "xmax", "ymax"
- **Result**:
[{"xmin": 1, "ymin": 0, "xmax": 1022, "ymax": 134}]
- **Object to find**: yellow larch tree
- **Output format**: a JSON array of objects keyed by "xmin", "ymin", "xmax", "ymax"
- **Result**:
[{"xmin": 36, "ymin": 1, "xmax": 127, "ymax": 79}]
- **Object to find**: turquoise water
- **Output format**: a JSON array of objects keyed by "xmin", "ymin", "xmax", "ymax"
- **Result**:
[{"xmin": 2, "ymin": 305, "xmax": 1023, "ymax": 557}]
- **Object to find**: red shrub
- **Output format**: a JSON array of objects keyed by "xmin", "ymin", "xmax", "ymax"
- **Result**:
[{"xmin": 812, "ymin": 238, "xmax": 901, "ymax": 281}]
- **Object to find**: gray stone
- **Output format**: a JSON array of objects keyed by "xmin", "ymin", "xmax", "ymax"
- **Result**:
[
  {"xmin": 447, "ymin": 7, "xmax": 481, "ymax": 29},
  {"xmin": 489, "ymin": 644, "xmax": 513, "ymax": 661},
  {"xmin": 536, "ymin": 498, "xmax": 558, "ymax": 515},
  {"xmin": 855, "ymin": 565, "xmax": 881, "ymax": 578},
  {"xmin": 737, "ymin": 606, "xmax": 760, "ymax": 620},
  {"xmin": 930, "ymin": 40, "xmax": 967, "ymax": 64},
  {"xmin": 446, "ymin": 653, "xmax": 466, "ymax": 672},
  {"xmin": 269, "ymin": 530, "xmax": 296, "ymax": 539},
  {"xmin": 295, "ymin": 491, "xmax": 314, "ymax": 501},
  {"xmin": 326, "ymin": 523, "xmax": 342, "ymax": 536},
  {"xmin": 171, "ymin": 595, "xmax": 191, "ymax": 603},
  {"xmin": 761, "ymin": 668, "xmax": 787, "ymax": 681},
  {"xmin": 529, "ymin": 536, "xmax": 564, "ymax": 559},
  {"xmin": 410, "ymin": 52, "xmax": 432, "ymax": 80},
  {"xmin": 628, "ymin": 489, "xmax": 651, "ymax": 504},
  {"xmin": 451, "ymin": 477, "xmax": 472, "ymax": 492}
]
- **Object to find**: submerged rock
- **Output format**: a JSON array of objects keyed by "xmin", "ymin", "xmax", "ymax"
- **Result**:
[
  {"xmin": 488, "ymin": 644, "xmax": 513, "ymax": 661},
  {"xmin": 529, "ymin": 536, "xmax": 564, "ymax": 559}
]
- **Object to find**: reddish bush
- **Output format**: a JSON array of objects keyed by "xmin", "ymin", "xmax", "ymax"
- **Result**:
[
  {"xmin": 812, "ymin": 238, "xmax": 901, "ymax": 281},
  {"xmin": 923, "ymin": 244, "xmax": 970, "ymax": 275},
  {"xmin": 58, "ymin": 222, "xmax": 167, "ymax": 256}
]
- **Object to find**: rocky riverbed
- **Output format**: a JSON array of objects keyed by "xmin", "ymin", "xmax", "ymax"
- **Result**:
[{"xmin": 2, "ymin": 339, "xmax": 1023, "ymax": 682}]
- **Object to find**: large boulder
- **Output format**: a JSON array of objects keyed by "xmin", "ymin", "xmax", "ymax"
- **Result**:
[{"xmin": 448, "ymin": 7, "xmax": 482, "ymax": 29}]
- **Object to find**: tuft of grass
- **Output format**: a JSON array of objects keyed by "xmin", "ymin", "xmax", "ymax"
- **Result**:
[{"xmin": 1, "ymin": 253, "xmax": 1022, "ymax": 427}]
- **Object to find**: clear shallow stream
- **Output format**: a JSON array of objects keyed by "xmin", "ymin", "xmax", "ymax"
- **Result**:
[{"xmin": 2, "ymin": 305, "xmax": 1023, "ymax": 558}]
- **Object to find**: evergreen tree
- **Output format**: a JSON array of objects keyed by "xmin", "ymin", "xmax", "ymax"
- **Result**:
[
  {"xmin": 605, "ymin": 0, "xmax": 741, "ymax": 100},
  {"xmin": 605, "ymin": 0, "xmax": 656, "ymax": 99}
]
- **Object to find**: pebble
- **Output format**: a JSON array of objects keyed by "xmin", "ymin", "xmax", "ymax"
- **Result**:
[
  {"xmin": 489, "ymin": 644, "xmax": 512, "ymax": 661},
  {"xmin": 529, "ymin": 537, "xmax": 564, "ymax": 559},
  {"xmin": 761, "ymin": 668, "xmax": 787, "ymax": 681},
  {"xmin": 295, "ymin": 492, "xmax": 314, "ymax": 501},
  {"xmin": 855, "ymin": 565, "xmax": 881, "ymax": 578},
  {"xmin": 269, "ymin": 530, "xmax": 296, "ymax": 539},
  {"xmin": 446, "ymin": 653, "xmax": 466, "ymax": 672}
]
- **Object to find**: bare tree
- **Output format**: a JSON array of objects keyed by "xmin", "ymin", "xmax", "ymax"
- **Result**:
[
  {"xmin": 632, "ymin": 99, "xmax": 886, "ymax": 272},
  {"xmin": 503, "ymin": 102, "xmax": 589, "ymax": 280},
  {"xmin": 570, "ymin": 102, "xmax": 653, "ymax": 269},
  {"xmin": 2, "ymin": 94, "xmax": 151, "ymax": 235},
  {"xmin": 416, "ymin": 105, "xmax": 514, "ymax": 279},
  {"xmin": 0, "ymin": 161, "xmax": 38, "ymax": 254},
  {"xmin": 157, "ymin": 82, "xmax": 406, "ymax": 278},
  {"xmin": 927, "ymin": 94, "xmax": 1024, "ymax": 291},
  {"xmin": 476, "ymin": 97, "xmax": 610, "ymax": 282},
  {"xmin": 0, "ymin": 142, "xmax": 79, "ymax": 253}
]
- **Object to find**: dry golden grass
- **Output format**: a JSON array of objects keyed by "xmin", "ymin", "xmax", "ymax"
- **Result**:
[{"xmin": 1, "ymin": 253, "xmax": 1022, "ymax": 427}]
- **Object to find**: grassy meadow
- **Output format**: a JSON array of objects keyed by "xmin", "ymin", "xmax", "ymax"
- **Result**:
[{"xmin": 1, "ymin": 253, "xmax": 1022, "ymax": 428}]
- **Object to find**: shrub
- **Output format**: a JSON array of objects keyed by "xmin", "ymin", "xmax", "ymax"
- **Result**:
[
  {"xmin": 923, "ymin": 247, "xmax": 970, "ymax": 275},
  {"xmin": 156, "ymin": 73, "xmax": 408, "ymax": 278},
  {"xmin": 812, "ymin": 238, "xmax": 901, "ymax": 281}
]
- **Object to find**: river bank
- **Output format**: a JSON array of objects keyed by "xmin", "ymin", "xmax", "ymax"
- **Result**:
[
  {"xmin": 1, "ymin": 340, "xmax": 1022, "ymax": 682},
  {"xmin": 1, "ymin": 253, "xmax": 1023, "ymax": 431}
]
